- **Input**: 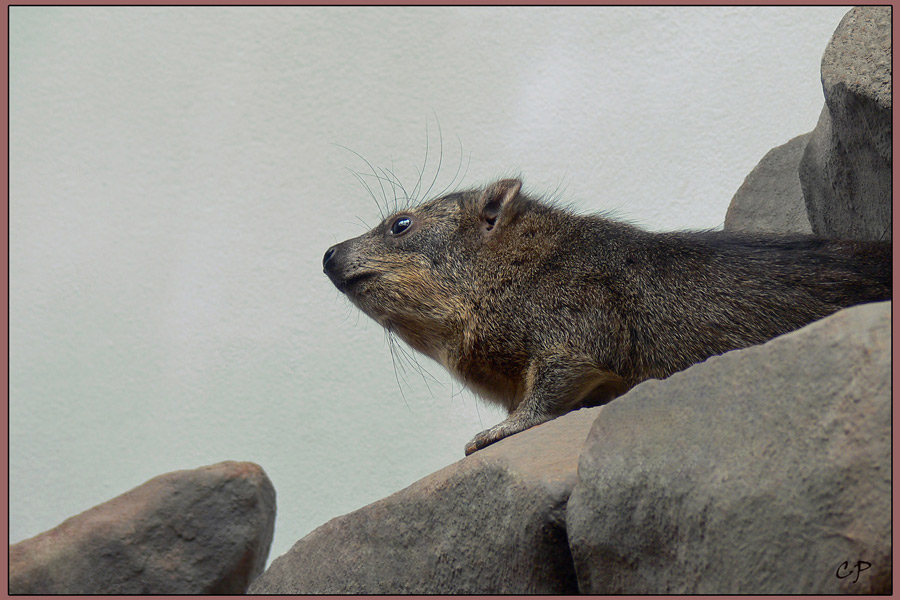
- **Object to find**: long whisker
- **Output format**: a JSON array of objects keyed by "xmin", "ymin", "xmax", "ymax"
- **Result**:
[
  {"xmin": 391, "ymin": 337, "xmax": 442, "ymax": 396},
  {"xmin": 377, "ymin": 166, "xmax": 402, "ymax": 214},
  {"xmin": 385, "ymin": 327, "xmax": 412, "ymax": 412},
  {"xmin": 335, "ymin": 143, "xmax": 392, "ymax": 218},
  {"xmin": 345, "ymin": 167, "xmax": 384, "ymax": 220},
  {"xmin": 420, "ymin": 112, "xmax": 444, "ymax": 202},
  {"xmin": 472, "ymin": 387, "xmax": 484, "ymax": 429},
  {"xmin": 435, "ymin": 135, "xmax": 470, "ymax": 198},
  {"xmin": 409, "ymin": 118, "xmax": 430, "ymax": 203},
  {"xmin": 383, "ymin": 159, "xmax": 414, "ymax": 211}
]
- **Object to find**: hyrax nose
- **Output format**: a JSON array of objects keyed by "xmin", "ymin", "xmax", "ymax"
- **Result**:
[{"xmin": 323, "ymin": 245, "xmax": 337, "ymax": 274}]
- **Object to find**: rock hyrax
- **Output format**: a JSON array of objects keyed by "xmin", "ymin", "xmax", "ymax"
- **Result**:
[{"xmin": 323, "ymin": 178, "xmax": 892, "ymax": 455}]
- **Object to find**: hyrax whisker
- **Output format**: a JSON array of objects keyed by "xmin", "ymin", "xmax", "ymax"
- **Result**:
[
  {"xmin": 435, "ymin": 136, "xmax": 468, "ymax": 200},
  {"xmin": 337, "ymin": 144, "xmax": 392, "ymax": 218},
  {"xmin": 472, "ymin": 390, "xmax": 484, "ymax": 430},
  {"xmin": 392, "ymin": 338, "xmax": 442, "ymax": 398},
  {"xmin": 409, "ymin": 118, "xmax": 434, "ymax": 205},
  {"xmin": 379, "ymin": 163, "xmax": 414, "ymax": 212},
  {"xmin": 375, "ymin": 166, "xmax": 401, "ymax": 210},
  {"xmin": 420, "ymin": 115, "xmax": 444, "ymax": 204},
  {"xmin": 395, "ymin": 339, "xmax": 437, "ymax": 396},
  {"xmin": 345, "ymin": 168, "xmax": 385, "ymax": 221},
  {"xmin": 385, "ymin": 328, "xmax": 412, "ymax": 412},
  {"xmin": 410, "ymin": 164, "xmax": 426, "ymax": 207}
]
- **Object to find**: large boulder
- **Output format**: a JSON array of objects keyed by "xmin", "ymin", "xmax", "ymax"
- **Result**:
[
  {"xmin": 249, "ymin": 406, "xmax": 602, "ymax": 594},
  {"xmin": 799, "ymin": 6, "xmax": 892, "ymax": 241},
  {"xmin": 724, "ymin": 133, "xmax": 813, "ymax": 234},
  {"xmin": 9, "ymin": 461, "xmax": 276, "ymax": 594},
  {"xmin": 567, "ymin": 301, "xmax": 891, "ymax": 594}
]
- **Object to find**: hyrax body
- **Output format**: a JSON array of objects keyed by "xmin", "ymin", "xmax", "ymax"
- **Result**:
[{"xmin": 323, "ymin": 178, "xmax": 892, "ymax": 455}]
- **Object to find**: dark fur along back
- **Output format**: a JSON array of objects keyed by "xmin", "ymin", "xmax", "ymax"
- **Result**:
[
  {"xmin": 569, "ymin": 226, "xmax": 891, "ymax": 385},
  {"xmin": 324, "ymin": 178, "xmax": 891, "ymax": 455}
]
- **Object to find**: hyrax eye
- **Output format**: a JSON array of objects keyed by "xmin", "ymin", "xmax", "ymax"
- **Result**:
[{"xmin": 390, "ymin": 216, "xmax": 413, "ymax": 236}]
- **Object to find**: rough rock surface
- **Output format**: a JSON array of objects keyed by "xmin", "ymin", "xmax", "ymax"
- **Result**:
[
  {"xmin": 9, "ymin": 461, "xmax": 276, "ymax": 595},
  {"xmin": 567, "ymin": 301, "xmax": 892, "ymax": 594},
  {"xmin": 799, "ymin": 6, "xmax": 892, "ymax": 241},
  {"xmin": 724, "ymin": 133, "xmax": 813, "ymax": 234},
  {"xmin": 249, "ymin": 406, "xmax": 603, "ymax": 594}
]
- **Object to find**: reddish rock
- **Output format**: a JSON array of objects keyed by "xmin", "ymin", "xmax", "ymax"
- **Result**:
[
  {"xmin": 249, "ymin": 406, "xmax": 602, "ymax": 594},
  {"xmin": 568, "ymin": 302, "xmax": 891, "ymax": 594},
  {"xmin": 9, "ymin": 461, "xmax": 276, "ymax": 594}
]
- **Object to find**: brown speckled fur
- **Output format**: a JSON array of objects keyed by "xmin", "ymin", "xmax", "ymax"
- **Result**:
[{"xmin": 324, "ymin": 178, "xmax": 892, "ymax": 455}]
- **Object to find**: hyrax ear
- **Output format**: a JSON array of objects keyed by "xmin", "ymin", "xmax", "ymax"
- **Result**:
[{"xmin": 479, "ymin": 178, "xmax": 523, "ymax": 233}]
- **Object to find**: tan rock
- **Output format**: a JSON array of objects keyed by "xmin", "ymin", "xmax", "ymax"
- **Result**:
[{"xmin": 9, "ymin": 461, "xmax": 276, "ymax": 594}]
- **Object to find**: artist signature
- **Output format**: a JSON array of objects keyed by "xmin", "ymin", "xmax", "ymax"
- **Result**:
[{"xmin": 835, "ymin": 560, "xmax": 871, "ymax": 584}]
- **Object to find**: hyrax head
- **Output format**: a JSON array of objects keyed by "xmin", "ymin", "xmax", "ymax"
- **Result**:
[{"xmin": 322, "ymin": 178, "xmax": 530, "ymax": 361}]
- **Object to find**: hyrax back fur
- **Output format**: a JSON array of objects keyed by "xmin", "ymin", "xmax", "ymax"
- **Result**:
[{"xmin": 323, "ymin": 178, "xmax": 892, "ymax": 455}]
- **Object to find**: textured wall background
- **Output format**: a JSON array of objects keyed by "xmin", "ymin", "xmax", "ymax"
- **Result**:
[{"xmin": 10, "ymin": 6, "xmax": 850, "ymax": 564}]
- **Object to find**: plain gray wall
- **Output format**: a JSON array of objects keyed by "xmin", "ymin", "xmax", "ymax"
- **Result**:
[{"xmin": 10, "ymin": 6, "xmax": 850, "ymax": 565}]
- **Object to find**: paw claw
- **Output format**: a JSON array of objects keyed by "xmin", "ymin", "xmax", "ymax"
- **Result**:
[{"xmin": 464, "ymin": 427, "xmax": 505, "ymax": 456}]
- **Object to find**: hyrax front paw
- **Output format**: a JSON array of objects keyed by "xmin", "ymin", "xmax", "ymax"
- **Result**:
[
  {"xmin": 464, "ymin": 409, "xmax": 561, "ymax": 455},
  {"xmin": 464, "ymin": 426, "xmax": 507, "ymax": 456},
  {"xmin": 464, "ymin": 418, "xmax": 537, "ymax": 456}
]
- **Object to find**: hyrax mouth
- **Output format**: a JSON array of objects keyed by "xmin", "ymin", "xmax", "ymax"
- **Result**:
[
  {"xmin": 323, "ymin": 265, "xmax": 375, "ymax": 296},
  {"xmin": 337, "ymin": 272, "xmax": 375, "ymax": 295},
  {"xmin": 323, "ymin": 243, "xmax": 377, "ymax": 295}
]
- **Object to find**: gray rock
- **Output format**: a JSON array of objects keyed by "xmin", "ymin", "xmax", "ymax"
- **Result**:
[
  {"xmin": 9, "ymin": 461, "xmax": 276, "ymax": 594},
  {"xmin": 567, "ymin": 301, "xmax": 891, "ymax": 594},
  {"xmin": 724, "ymin": 133, "xmax": 813, "ymax": 234},
  {"xmin": 249, "ymin": 406, "xmax": 602, "ymax": 594},
  {"xmin": 799, "ymin": 6, "xmax": 892, "ymax": 241}
]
